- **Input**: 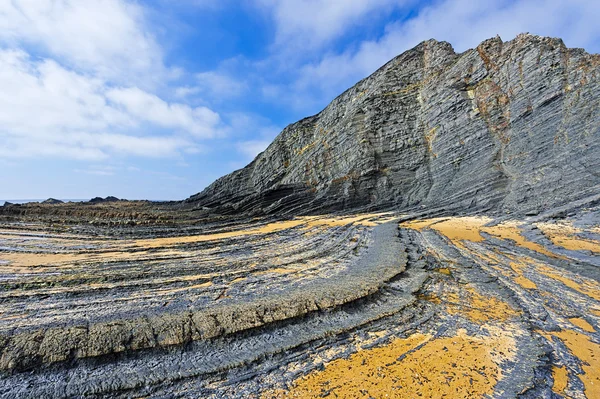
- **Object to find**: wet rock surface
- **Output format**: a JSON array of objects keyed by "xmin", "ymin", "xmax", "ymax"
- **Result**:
[{"xmin": 0, "ymin": 33, "xmax": 599, "ymax": 398}]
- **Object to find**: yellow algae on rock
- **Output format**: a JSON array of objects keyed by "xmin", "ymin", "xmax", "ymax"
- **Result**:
[
  {"xmin": 301, "ymin": 213, "xmax": 395, "ymax": 228},
  {"xmin": 254, "ymin": 268, "xmax": 296, "ymax": 276},
  {"xmin": 538, "ymin": 222, "xmax": 600, "ymax": 253},
  {"xmin": 444, "ymin": 287, "xmax": 521, "ymax": 323},
  {"xmin": 482, "ymin": 221, "xmax": 558, "ymax": 257},
  {"xmin": 536, "ymin": 263, "xmax": 600, "ymax": 302},
  {"xmin": 551, "ymin": 365, "xmax": 569, "ymax": 395},
  {"xmin": 399, "ymin": 218, "xmax": 439, "ymax": 231},
  {"xmin": 429, "ymin": 216, "xmax": 491, "ymax": 243},
  {"xmin": 158, "ymin": 281, "xmax": 213, "ymax": 295},
  {"xmin": 545, "ymin": 329, "xmax": 600, "ymax": 399},
  {"xmin": 436, "ymin": 267, "xmax": 453, "ymax": 275},
  {"xmin": 134, "ymin": 219, "xmax": 311, "ymax": 249},
  {"xmin": 569, "ymin": 317, "xmax": 596, "ymax": 333},
  {"xmin": 1, "ymin": 213, "xmax": 390, "ymax": 269},
  {"xmin": 401, "ymin": 217, "xmax": 565, "ymax": 259},
  {"xmin": 513, "ymin": 275, "xmax": 538, "ymax": 290},
  {"xmin": 262, "ymin": 329, "xmax": 513, "ymax": 399},
  {"xmin": 509, "ymin": 260, "xmax": 538, "ymax": 289}
]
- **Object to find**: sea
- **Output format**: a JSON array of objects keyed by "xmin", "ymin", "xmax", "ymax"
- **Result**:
[{"xmin": 0, "ymin": 199, "xmax": 88, "ymax": 206}]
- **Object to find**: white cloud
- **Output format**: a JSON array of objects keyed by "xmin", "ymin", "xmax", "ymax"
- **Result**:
[
  {"xmin": 236, "ymin": 139, "xmax": 273, "ymax": 159},
  {"xmin": 106, "ymin": 87, "xmax": 221, "ymax": 137},
  {"xmin": 229, "ymin": 113, "xmax": 281, "ymax": 160},
  {"xmin": 0, "ymin": 132, "xmax": 192, "ymax": 161},
  {"xmin": 0, "ymin": 0, "xmax": 164, "ymax": 85},
  {"xmin": 174, "ymin": 86, "xmax": 202, "ymax": 98},
  {"xmin": 0, "ymin": 49, "xmax": 130, "ymax": 134},
  {"xmin": 195, "ymin": 71, "xmax": 247, "ymax": 99},
  {"xmin": 0, "ymin": 1, "xmax": 228, "ymax": 163},
  {"xmin": 163, "ymin": 0, "xmax": 225, "ymax": 9},
  {"xmin": 0, "ymin": 49, "xmax": 210, "ymax": 160},
  {"xmin": 74, "ymin": 165, "xmax": 117, "ymax": 176},
  {"xmin": 255, "ymin": 0, "xmax": 405, "ymax": 50}
]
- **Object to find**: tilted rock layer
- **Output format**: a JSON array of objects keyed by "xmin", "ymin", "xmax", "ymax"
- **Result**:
[{"xmin": 188, "ymin": 34, "xmax": 600, "ymax": 216}]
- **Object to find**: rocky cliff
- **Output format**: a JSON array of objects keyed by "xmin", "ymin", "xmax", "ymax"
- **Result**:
[
  {"xmin": 187, "ymin": 34, "xmax": 600, "ymax": 216},
  {"xmin": 2, "ymin": 33, "xmax": 600, "ymax": 399}
]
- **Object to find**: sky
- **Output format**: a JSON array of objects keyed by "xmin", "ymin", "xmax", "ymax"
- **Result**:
[{"xmin": 1, "ymin": 0, "xmax": 599, "ymax": 200}]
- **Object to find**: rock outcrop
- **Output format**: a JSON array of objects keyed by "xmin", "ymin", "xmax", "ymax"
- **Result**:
[
  {"xmin": 187, "ymin": 34, "xmax": 600, "ymax": 216},
  {"xmin": 89, "ymin": 196, "xmax": 120, "ymax": 204},
  {"xmin": 41, "ymin": 198, "xmax": 63, "ymax": 205}
]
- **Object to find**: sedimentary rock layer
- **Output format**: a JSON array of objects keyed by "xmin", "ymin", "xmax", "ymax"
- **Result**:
[
  {"xmin": 1, "ymin": 201, "xmax": 599, "ymax": 398},
  {"xmin": 187, "ymin": 34, "xmax": 600, "ymax": 216},
  {"xmin": 0, "ymin": 213, "xmax": 419, "ymax": 392}
]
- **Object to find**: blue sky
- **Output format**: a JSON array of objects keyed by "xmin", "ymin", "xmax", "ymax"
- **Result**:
[{"xmin": 1, "ymin": 0, "xmax": 599, "ymax": 200}]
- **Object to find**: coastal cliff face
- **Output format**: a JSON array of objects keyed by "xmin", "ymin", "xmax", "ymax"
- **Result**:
[{"xmin": 188, "ymin": 34, "xmax": 600, "ymax": 216}]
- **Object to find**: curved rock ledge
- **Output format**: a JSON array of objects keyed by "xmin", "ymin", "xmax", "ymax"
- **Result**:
[{"xmin": 0, "ymin": 218, "xmax": 406, "ymax": 372}]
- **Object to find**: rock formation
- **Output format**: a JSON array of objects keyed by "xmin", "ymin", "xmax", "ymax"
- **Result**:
[
  {"xmin": 188, "ymin": 34, "xmax": 600, "ymax": 216},
  {"xmin": 41, "ymin": 198, "xmax": 63, "ymax": 205},
  {"xmin": 0, "ymin": 34, "xmax": 599, "ymax": 399},
  {"xmin": 89, "ymin": 196, "xmax": 120, "ymax": 204}
]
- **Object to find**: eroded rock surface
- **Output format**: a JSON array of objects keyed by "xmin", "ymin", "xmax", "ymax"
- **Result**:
[
  {"xmin": 188, "ymin": 34, "xmax": 600, "ymax": 216},
  {"xmin": 0, "ymin": 202, "xmax": 598, "ymax": 398}
]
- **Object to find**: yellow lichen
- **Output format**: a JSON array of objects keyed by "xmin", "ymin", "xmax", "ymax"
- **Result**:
[
  {"xmin": 430, "ymin": 217, "xmax": 491, "ymax": 243},
  {"xmin": 0, "ymin": 214, "xmax": 394, "ymax": 269},
  {"xmin": 509, "ymin": 260, "xmax": 538, "ymax": 289},
  {"xmin": 538, "ymin": 222, "xmax": 600, "ymax": 253},
  {"xmin": 551, "ymin": 365, "xmax": 569, "ymax": 395},
  {"xmin": 263, "ymin": 329, "xmax": 514, "ymax": 399},
  {"xmin": 481, "ymin": 221, "xmax": 558, "ymax": 258},
  {"xmin": 536, "ymin": 263, "xmax": 600, "ymax": 302},
  {"xmin": 424, "ymin": 126, "xmax": 439, "ymax": 156},
  {"xmin": 569, "ymin": 317, "xmax": 596, "ymax": 333},
  {"xmin": 400, "ymin": 217, "xmax": 563, "ymax": 259},
  {"xmin": 436, "ymin": 267, "xmax": 452, "ymax": 275},
  {"xmin": 444, "ymin": 287, "xmax": 521, "ymax": 323},
  {"xmin": 296, "ymin": 141, "xmax": 317, "ymax": 156},
  {"xmin": 544, "ymin": 329, "xmax": 600, "ymax": 399}
]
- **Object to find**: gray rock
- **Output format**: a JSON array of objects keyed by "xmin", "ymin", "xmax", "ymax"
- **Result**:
[
  {"xmin": 41, "ymin": 198, "xmax": 63, "ymax": 205},
  {"xmin": 187, "ymin": 34, "xmax": 600, "ymax": 216}
]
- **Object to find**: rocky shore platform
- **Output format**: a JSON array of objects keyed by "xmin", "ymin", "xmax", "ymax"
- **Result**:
[{"xmin": 0, "ymin": 200, "xmax": 598, "ymax": 398}]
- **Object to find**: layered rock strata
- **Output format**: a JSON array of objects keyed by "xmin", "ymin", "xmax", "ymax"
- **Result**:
[
  {"xmin": 1, "ymin": 204, "xmax": 599, "ymax": 398},
  {"xmin": 188, "ymin": 34, "xmax": 600, "ymax": 216}
]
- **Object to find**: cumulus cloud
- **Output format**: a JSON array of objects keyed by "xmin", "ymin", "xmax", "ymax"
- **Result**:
[
  {"xmin": 174, "ymin": 86, "xmax": 202, "ymax": 99},
  {"xmin": 74, "ymin": 165, "xmax": 117, "ymax": 176},
  {"xmin": 229, "ymin": 113, "xmax": 281, "ymax": 160},
  {"xmin": 0, "ymin": 48, "xmax": 211, "ymax": 160},
  {"xmin": 235, "ymin": 139, "xmax": 274, "ymax": 159},
  {"xmin": 0, "ymin": 0, "xmax": 164, "ymax": 84},
  {"xmin": 195, "ymin": 71, "xmax": 248, "ymax": 99},
  {"xmin": 106, "ymin": 87, "xmax": 221, "ymax": 137},
  {"xmin": 0, "ymin": 1, "xmax": 226, "ymax": 162}
]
